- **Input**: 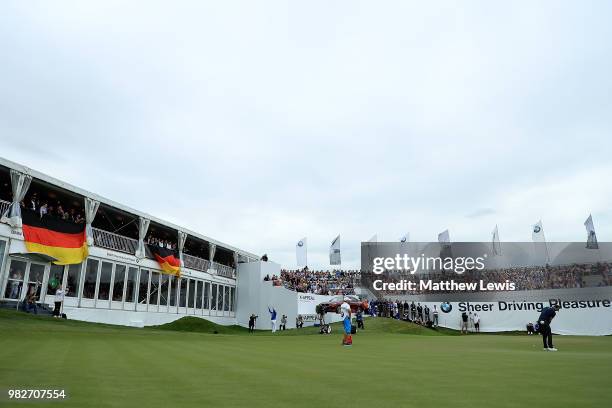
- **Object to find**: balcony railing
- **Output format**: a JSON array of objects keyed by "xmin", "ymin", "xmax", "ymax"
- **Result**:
[
  {"xmin": 183, "ymin": 253, "xmax": 211, "ymax": 272},
  {"xmin": 183, "ymin": 253, "xmax": 236, "ymax": 279},
  {"xmin": 1, "ymin": 199, "xmax": 238, "ymax": 278},
  {"xmin": 0, "ymin": 199, "xmax": 10, "ymax": 217},
  {"xmin": 92, "ymin": 227, "xmax": 138, "ymax": 255},
  {"xmin": 71, "ymin": 227, "xmax": 236, "ymax": 278},
  {"xmin": 215, "ymin": 264, "xmax": 235, "ymax": 278}
]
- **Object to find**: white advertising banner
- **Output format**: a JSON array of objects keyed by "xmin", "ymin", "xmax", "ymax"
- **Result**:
[
  {"xmin": 400, "ymin": 289, "xmax": 612, "ymax": 336},
  {"xmin": 297, "ymin": 292, "xmax": 343, "ymax": 325}
]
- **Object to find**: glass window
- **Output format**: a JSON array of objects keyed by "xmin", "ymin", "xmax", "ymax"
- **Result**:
[
  {"xmin": 47, "ymin": 265, "xmax": 65, "ymax": 295},
  {"xmin": 187, "ymin": 279, "xmax": 196, "ymax": 308},
  {"xmin": 0, "ymin": 241, "xmax": 6, "ymax": 275},
  {"xmin": 149, "ymin": 272, "xmax": 160, "ymax": 306},
  {"xmin": 159, "ymin": 274, "xmax": 169, "ymax": 306},
  {"xmin": 217, "ymin": 285, "xmax": 224, "ymax": 311},
  {"xmin": 113, "ymin": 264, "xmax": 126, "ymax": 302},
  {"xmin": 230, "ymin": 287, "xmax": 235, "ymax": 311},
  {"xmin": 97, "ymin": 262, "xmax": 112, "ymax": 300},
  {"xmin": 27, "ymin": 264, "xmax": 45, "ymax": 300},
  {"xmin": 224, "ymin": 286, "xmax": 230, "ymax": 311},
  {"xmin": 82, "ymin": 259, "xmax": 99, "ymax": 299},
  {"xmin": 125, "ymin": 267, "xmax": 138, "ymax": 304},
  {"xmin": 138, "ymin": 269, "xmax": 149, "ymax": 304},
  {"xmin": 179, "ymin": 278, "xmax": 187, "ymax": 307},
  {"xmin": 66, "ymin": 263, "xmax": 81, "ymax": 297},
  {"xmin": 211, "ymin": 284, "xmax": 217, "ymax": 310},
  {"xmin": 4, "ymin": 260, "xmax": 26, "ymax": 299},
  {"xmin": 169, "ymin": 276, "xmax": 177, "ymax": 307},
  {"xmin": 195, "ymin": 281, "xmax": 203, "ymax": 309},
  {"xmin": 203, "ymin": 282, "xmax": 210, "ymax": 309}
]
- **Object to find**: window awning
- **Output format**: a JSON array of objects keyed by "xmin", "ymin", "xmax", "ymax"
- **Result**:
[{"xmin": 9, "ymin": 252, "xmax": 58, "ymax": 263}]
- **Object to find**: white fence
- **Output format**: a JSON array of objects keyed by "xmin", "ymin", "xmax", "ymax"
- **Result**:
[
  {"xmin": 92, "ymin": 228, "xmax": 138, "ymax": 254},
  {"xmin": 183, "ymin": 253, "xmax": 235, "ymax": 278},
  {"xmin": 183, "ymin": 253, "xmax": 211, "ymax": 271}
]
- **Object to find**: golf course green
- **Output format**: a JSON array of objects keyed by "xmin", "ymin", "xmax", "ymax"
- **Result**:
[{"xmin": 1, "ymin": 309, "xmax": 610, "ymax": 407}]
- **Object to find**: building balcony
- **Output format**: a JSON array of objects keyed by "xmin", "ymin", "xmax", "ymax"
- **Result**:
[{"xmin": 92, "ymin": 227, "xmax": 235, "ymax": 278}]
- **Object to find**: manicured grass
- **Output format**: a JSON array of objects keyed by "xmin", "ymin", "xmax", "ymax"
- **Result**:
[
  {"xmin": 0, "ymin": 310, "xmax": 610, "ymax": 408},
  {"xmin": 152, "ymin": 314, "xmax": 453, "ymax": 336}
]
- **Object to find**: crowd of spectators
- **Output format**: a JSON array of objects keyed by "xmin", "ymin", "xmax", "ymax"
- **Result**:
[
  {"xmin": 267, "ymin": 262, "xmax": 611, "ymax": 296},
  {"xmin": 145, "ymin": 235, "xmax": 177, "ymax": 251},
  {"xmin": 365, "ymin": 262, "xmax": 612, "ymax": 296},
  {"xmin": 280, "ymin": 268, "xmax": 359, "ymax": 295},
  {"xmin": 264, "ymin": 268, "xmax": 361, "ymax": 295},
  {"xmin": 269, "ymin": 262, "xmax": 610, "ymax": 297},
  {"xmin": 20, "ymin": 192, "xmax": 85, "ymax": 224},
  {"xmin": 366, "ymin": 299, "xmax": 439, "ymax": 327}
]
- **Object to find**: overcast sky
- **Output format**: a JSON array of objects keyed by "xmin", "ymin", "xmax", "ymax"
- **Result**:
[{"xmin": 1, "ymin": 1, "xmax": 611, "ymax": 269}]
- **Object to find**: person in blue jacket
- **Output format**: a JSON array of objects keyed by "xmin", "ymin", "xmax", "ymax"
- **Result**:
[{"xmin": 268, "ymin": 306, "xmax": 277, "ymax": 333}]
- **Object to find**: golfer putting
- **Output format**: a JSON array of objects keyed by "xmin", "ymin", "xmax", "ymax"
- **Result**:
[{"xmin": 538, "ymin": 304, "xmax": 561, "ymax": 351}]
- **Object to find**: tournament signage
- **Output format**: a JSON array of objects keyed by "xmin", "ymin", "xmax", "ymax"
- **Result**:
[
  {"xmin": 412, "ymin": 292, "xmax": 612, "ymax": 335},
  {"xmin": 361, "ymin": 242, "xmax": 612, "ymax": 335}
]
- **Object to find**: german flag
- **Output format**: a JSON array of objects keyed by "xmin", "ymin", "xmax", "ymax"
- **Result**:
[
  {"xmin": 21, "ymin": 209, "xmax": 88, "ymax": 265},
  {"xmin": 148, "ymin": 245, "xmax": 181, "ymax": 277}
]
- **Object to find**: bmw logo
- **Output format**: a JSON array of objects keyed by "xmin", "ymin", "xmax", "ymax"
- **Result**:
[
  {"xmin": 440, "ymin": 302, "xmax": 452, "ymax": 313},
  {"xmin": 533, "ymin": 225, "xmax": 541, "ymax": 233},
  {"xmin": 298, "ymin": 241, "xmax": 304, "ymax": 247}
]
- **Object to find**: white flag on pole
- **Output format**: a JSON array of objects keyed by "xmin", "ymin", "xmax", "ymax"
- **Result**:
[
  {"xmin": 330, "ymin": 235, "xmax": 341, "ymax": 265},
  {"xmin": 584, "ymin": 214, "xmax": 599, "ymax": 249},
  {"xmin": 438, "ymin": 229, "xmax": 452, "ymax": 260},
  {"xmin": 532, "ymin": 220, "xmax": 546, "ymax": 243},
  {"xmin": 491, "ymin": 225, "xmax": 501, "ymax": 256},
  {"xmin": 532, "ymin": 220, "xmax": 550, "ymax": 262},
  {"xmin": 438, "ymin": 229, "xmax": 450, "ymax": 244},
  {"xmin": 296, "ymin": 237, "xmax": 307, "ymax": 268}
]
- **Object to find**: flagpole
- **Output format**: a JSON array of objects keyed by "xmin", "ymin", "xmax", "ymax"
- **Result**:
[{"xmin": 543, "ymin": 231, "xmax": 550, "ymax": 264}]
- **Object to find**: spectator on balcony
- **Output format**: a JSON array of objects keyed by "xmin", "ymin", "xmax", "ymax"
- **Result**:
[
  {"xmin": 75, "ymin": 213, "xmax": 85, "ymax": 224},
  {"xmin": 56, "ymin": 203, "xmax": 65, "ymax": 218},
  {"xmin": 28, "ymin": 194, "xmax": 38, "ymax": 211},
  {"xmin": 39, "ymin": 201, "xmax": 48, "ymax": 218}
]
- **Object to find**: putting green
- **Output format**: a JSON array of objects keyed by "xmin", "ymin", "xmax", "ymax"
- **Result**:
[{"xmin": 0, "ymin": 310, "xmax": 610, "ymax": 408}]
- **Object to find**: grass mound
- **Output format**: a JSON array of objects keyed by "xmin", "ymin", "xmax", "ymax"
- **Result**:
[
  {"xmin": 152, "ymin": 314, "xmax": 454, "ymax": 336},
  {"xmin": 152, "ymin": 316, "xmax": 248, "ymax": 334},
  {"xmin": 0, "ymin": 308, "xmax": 453, "ymax": 336}
]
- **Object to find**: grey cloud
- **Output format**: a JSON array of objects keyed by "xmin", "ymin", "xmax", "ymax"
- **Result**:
[{"xmin": 1, "ymin": 1, "xmax": 611, "ymax": 269}]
